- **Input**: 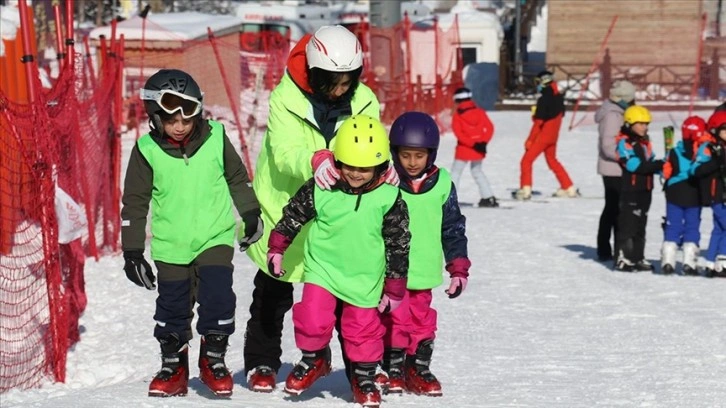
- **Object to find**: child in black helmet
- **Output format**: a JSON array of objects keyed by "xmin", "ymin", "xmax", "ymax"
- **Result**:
[{"xmin": 122, "ymin": 68, "xmax": 262, "ymax": 397}]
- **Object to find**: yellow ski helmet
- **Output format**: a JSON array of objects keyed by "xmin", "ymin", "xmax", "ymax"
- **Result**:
[
  {"xmin": 333, "ymin": 115, "xmax": 390, "ymax": 167},
  {"xmin": 624, "ymin": 105, "xmax": 652, "ymax": 125}
]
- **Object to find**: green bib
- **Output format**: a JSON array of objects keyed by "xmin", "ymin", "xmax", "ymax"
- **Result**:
[
  {"xmin": 137, "ymin": 121, "xmax": 235, "ymax": 264},
  {"xmin": 304, "ymin": 184, "xmax": 400, "ymax": 308},
  {"xmin": 401, "ymin": 169, "xmax": 451, "ymax": 289}
]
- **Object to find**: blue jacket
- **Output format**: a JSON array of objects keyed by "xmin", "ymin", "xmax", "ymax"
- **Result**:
[{"xmin": 616, "ymin": 127, "xmax": 664, "ymax": 193}]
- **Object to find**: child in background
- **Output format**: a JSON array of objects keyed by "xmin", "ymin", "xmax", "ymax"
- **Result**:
[
  {"xmin": 266, "ymin": 115, "xmax": 411, "ymax": 407},
  {"xmin": 614, "ymin": 105, "xmax": 664, "ymax": 272},
  {"xmin": 514, "ymin": 70, "xmax": 578, "ymax": 200},
  {"xmin": 451, "ymin": 87, "xmax": 498, "ymax": 207},
  {"xmin": 659, "ymin": 116, "xmax": 705, "ymax": 275},
  {"xmin": 690, "ymin": 110, "xmax": 726, "ymax": 278},
  {"xmin": 121, "ymin": 69, "xmax": 262, "ymax": 397},
  {"xmin": 376, "ymin": 111, "xmax": 471, "ymax": 397}
]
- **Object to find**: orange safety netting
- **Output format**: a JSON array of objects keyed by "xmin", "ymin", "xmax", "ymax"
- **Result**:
[{"xmin": 1, "ymin": 31, "xmax": 121, "ymax": 392}]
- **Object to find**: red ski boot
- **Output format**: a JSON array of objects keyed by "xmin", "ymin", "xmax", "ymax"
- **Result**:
[
  {"xmin": 404, "ymin": 340, "xmax": 442, "ymax": 397},
  {"xmin": 352, "ymin": 362, "xmax": 382, "ymax": 407},
  {"xmin": 247, "ymin": 365, "xmax": 277, "ymax": 393},
  {"xmin": 199, "ymin": 333, "xmax": 233, "ymax": 397},
  {"xmin": 283, "ymin": 347, "xmax": 331, "ymax": 395},
  {"xmin": 148, "ymin": 334, "xmax": 189, "ymax": 397},
  {"xmin": 381, "ymin": 348, "xmax": 405, "ymax": 394}
]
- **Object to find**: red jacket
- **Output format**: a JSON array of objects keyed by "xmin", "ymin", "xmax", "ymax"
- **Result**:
[{"xmin": 451, "ymin": 100, "xmax": 494, "ymax": 161}]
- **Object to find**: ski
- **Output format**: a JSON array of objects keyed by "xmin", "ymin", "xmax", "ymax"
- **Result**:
[
  {"xmin": 663, "ymin": 126, "xmax": 675, "ymax": 156},
  {"xmin": 458, "ymin": 202, "xmax": 514, "ymax": 209},
  {"xmin": 499, "ymin": 198, "xmax": 550, "ymax": 204}
]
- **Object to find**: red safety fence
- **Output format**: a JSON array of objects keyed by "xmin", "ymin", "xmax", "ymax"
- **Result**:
[{"xmin": 0, "ymin": 1, "xmax": 121, "ymax": 392}]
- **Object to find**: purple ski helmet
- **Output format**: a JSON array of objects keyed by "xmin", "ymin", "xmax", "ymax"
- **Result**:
[{"xmin": 389, "ymin": 111, "xmax": 440, "ymax": 173}]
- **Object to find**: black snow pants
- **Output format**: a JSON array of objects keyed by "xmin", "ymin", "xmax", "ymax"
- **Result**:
[
  {"xmin": 616, "ymin": 190, "xmax": 653, "ymax": 263},
  {"xmin": 597, "ymin": 176, "xmax": 621, "ymax": 259}
]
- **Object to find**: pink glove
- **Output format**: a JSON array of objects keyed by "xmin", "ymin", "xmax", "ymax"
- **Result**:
[
  {"xmin": 445, "ymin": 258, "xmax": 471, "ymax": 299},
  {"xmin": 267, "ymin": 230, "xmax": 291, "ymax": 278},
  {"xmin": 382, "ymin": 162, "xmax": 400, "ymax": 186},
  {"xmin": 377, "ymin": 278, "xmax": 407, "ymax": 313},
  {"xmin": 266, "ymin": 253, "xmax": 285, "ymax": 277},
  {"xmin": 311, "ymin": 150, "xmax": 340, "ymax": 190},
  {"xmin": 445, "ymin": 276, "xmax": 468, "ymax": 299},
  {"xmin": 377, "ymin": 294, "xmax": 402, "ymax": 313}
]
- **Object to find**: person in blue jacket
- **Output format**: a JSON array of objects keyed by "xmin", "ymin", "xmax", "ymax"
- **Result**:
[{"xmin": 659, "ymin": 116, "xmax": 705, "ymax": 275}]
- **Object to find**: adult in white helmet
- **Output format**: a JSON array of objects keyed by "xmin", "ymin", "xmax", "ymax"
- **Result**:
[{"xmin": 243, "ymin": 25, "xmax": 393, "ymax": 399}]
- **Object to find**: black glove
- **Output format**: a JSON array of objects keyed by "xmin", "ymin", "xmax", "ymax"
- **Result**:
[
  {"xmin": 123, "ymin": 250, "xmax": 156, "ymax": 290},
  {"xmin": 239, "ymin": 210, "xmax": 264, "ymax": 252},
  {"xmin": 473, "ymin": 142, "xmax": 487, "ymax": 154}
]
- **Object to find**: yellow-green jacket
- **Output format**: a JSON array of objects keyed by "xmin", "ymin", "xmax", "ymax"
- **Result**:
[{"xmin": 246, "ymin": 72, "xmax": 379, "ymax": 282}]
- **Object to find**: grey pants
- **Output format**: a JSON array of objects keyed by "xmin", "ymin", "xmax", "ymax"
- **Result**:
[{"xmin": 451, "ymin": 159, "xmax": 494, "ymax": 199}]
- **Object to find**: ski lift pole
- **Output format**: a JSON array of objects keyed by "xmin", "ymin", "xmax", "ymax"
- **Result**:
[
  {"xmin": 568, "ymin": 15, "xmax": 618, "ymax": 131},
  {"xmin": 207, "ymin": 27, "xmax": 254, "ymax": 179}
]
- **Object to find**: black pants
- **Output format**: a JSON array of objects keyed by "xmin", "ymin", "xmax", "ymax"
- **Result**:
[
  {"xmin": 243, "ymin": 269, "xmax": 350, "ymax": 380},
  {"xmin": 616, "ymin": 191, "xmax": 652, "ymax": 262},
  {"xmin": 597, "ymin": 176, "xmax": 621, "ymax": 258},
  {"xmin": 153, "ymin": 245, "xmax": 235, "ymax": 344}
]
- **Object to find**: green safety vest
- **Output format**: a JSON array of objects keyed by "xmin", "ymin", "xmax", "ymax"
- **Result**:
[
  {"xmin": 137, "ymin": 121, "xmax": 235, "ymax": 264},
  {"xmin": 401, "ymin": 169, "xmax": 451, "ymax": 289},
  {"xmin": 303, "ymin": 183, "xmax": 400, "ymax": 308}
]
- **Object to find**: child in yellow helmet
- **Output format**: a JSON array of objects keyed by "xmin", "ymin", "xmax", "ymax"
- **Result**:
[
  {"xmin": 614, "ymin": 105, "xmax": 665, "ymax": 272},
  {"xmin": 266, "ymin": 115, "xmax": 411, "ymax": 406}
]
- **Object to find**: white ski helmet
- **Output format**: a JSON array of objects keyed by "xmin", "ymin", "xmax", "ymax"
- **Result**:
[{"xmin": 306, "ymin": 25, "xmax": 363, "ymax": 72}]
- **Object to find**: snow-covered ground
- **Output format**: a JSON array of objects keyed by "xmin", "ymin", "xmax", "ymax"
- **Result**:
[{"xmin": 4, "ymin": 109, "xmax": 726, "ymax": 407}]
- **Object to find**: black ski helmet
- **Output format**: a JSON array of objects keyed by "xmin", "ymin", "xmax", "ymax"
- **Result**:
[{"xmin": 142, "ymin": 69, "xmax": 203, "ymax": 130}]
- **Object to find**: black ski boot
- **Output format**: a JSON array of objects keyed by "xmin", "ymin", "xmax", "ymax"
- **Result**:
[
  {"xmin": 377, "ymin": 348, "xmax": 405, "ymax": 394},
  {"xmin": 351, "ymin": 362, "xmax": 381, "ymax": 407},
  {"xmin": 404, "ymin": 339, "xmax": 442, "ymax": 396},
  {"xmin": 478, "ymin": 197, "xmax": 499, "ymax": 208}
]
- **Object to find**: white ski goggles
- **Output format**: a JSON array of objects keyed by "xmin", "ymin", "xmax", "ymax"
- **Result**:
[{"xmin": 140, "ymin": 88, "xmax": 203, "ymax": 119}]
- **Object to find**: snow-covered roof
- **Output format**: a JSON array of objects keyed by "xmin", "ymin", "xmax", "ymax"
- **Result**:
[
  {"xmin": 0, "ymin": 5, "xmax": 20, "ymax": 57},
  {"xmin": 88, "ymin": 12, "xmax": 243, "ymax": 42}
]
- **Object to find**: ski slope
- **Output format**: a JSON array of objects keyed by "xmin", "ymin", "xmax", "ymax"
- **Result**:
[{"xmin": 3, "ymin": 109, "xmax": 726, "ymax": 408}]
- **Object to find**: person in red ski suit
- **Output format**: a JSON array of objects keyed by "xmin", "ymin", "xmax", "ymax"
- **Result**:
[
  {"xmin": 514, "ymin": 70, "xmax": 578, "ymax": 200},
  {"xmin": 451, "ymin": 87, "xmax": 498, "ymax": 207}
]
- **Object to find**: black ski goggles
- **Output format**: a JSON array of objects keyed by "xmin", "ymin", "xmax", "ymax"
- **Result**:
[{"xmin": 140, "ymin": 89, "xmax": 203, "ymax": 119}]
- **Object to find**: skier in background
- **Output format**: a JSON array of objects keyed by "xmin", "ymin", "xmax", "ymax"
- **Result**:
[
  {"xmin": 690, "ymin": 110, "xmax": 726, "ymax": 278},
  {"xmin": 121, "ymin": 69, "xmax": 262, "ymax": 397},
  {"xmin": 267, "ymin": 115, "xmax": 410, "ymax": 407},
  {"xmin": 242, "ymin": 25, "xmax": 396, "ymax": 392},
  {"xmin": 659, "ymin": 116, "xmax": 705, "ymax": 275},
  {"xmin": 594, "ymin": 80, "xmax": 636, "ymax": 262},
  {"xmin": 514, "ymin": 70, "xmax": 579, "ymax": 200},
  {"xmin": 376, "ymin": 111, "xmax": 470, "ymax": 397},
  {"xmin": 450, "ymin": 87, "xmax": 498, "ymax": 207},
  {"xmin": 614, "ymin": 105, "xmax": 664, "ymax": 272}
]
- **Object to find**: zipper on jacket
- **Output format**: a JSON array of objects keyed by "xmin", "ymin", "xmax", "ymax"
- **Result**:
[{"xmin": 180, "ymin": 145, "xmax": 189, "ymax": 166}]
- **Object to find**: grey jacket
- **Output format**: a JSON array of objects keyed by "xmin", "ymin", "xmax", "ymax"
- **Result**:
[{"xmin": 595, "ymin": 100, "xmax": 624, "ymax": 177}]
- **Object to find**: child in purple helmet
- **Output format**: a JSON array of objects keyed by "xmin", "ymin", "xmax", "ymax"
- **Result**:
[{"xmin": 376, "ymin": 111, "xmax": 471, "ymax": 396}]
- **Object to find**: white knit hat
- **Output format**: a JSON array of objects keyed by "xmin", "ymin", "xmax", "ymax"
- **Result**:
[{"xmin": 610, "ymin": 80, "xmax": 636, "ymax": 103}]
